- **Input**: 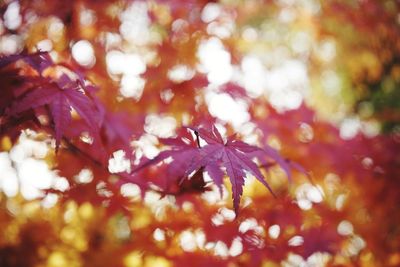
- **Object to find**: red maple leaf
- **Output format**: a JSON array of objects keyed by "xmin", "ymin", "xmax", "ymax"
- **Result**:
[
  {"xmin": 185, "ymin": 125, "xmax": 276, "ymax": 215},
  {"xmin": 0, "ymin": 51, "xmax": 53, "ymax": 74},
  {"xmin": 132, "ymin": 125, "xmax": 299, "ymax": 215},
  {"xmin": 9, "ymin": 74, "xmax": 101, "ymax": 150}
]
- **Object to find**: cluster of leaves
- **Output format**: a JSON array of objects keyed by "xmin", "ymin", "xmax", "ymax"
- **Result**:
[
  {"xmin": 0, "ymin": 0, "xmax": 399, "ymax": 267},
  {"xmin": 1, "ymin": 52, "xmax": 100, "ymax": 149},
  {"xmin": 2, "ymin": 99, "xmax": 399, "ymax": 266},
  {"xmin": 0, "ymin": 50, "xmax": 297, "ymax": 217}
]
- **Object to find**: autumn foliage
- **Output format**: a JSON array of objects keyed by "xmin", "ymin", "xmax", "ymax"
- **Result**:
[{"xmin": 0, "ymin": 0, "xmax": 400, "ymax": 267}]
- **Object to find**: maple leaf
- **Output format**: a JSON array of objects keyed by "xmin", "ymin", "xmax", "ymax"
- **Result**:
[
  {"xmin": 0, "ymin": 51, "xmax": 53, "ymax": 74},
  {"xmin": 9, "ymin": 74, "xmax": 101, "ymax": 150},
  {"xmin": 184, "ymin": 125, "xmax": 276, "ymax": 215},
  {"xmin": 132, "ymin": 125, "xmax": 294, "ymax": 215}
]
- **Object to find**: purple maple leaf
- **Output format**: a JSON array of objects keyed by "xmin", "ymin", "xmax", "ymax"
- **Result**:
[
  {"xmin": 185, "ymin": 125, "xmax": 276, "ymax": 215},
  {"xmin": 131, "ymin": 125, "xmax": 305, "ymax": 215},
  {"xmin": 132, "ymin": 125, "xmax": 304, "ymax": 218},
  {"xmin": 0, "ymin": 51, "xmax": 53, "ymax": 74},
  {"xmin": 9, "ymin": 74, "xmax": 101, "ymax": 150}
]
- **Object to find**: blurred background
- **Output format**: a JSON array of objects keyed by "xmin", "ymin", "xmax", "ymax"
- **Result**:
[{"xmin": 0, "ymin": 0, "xmax": 399, "ymax": 266}]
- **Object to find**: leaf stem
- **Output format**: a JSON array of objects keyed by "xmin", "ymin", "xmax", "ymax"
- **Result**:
[{"xmin": 194, "ymin": 130, "xmax": 201, "ymax": 148}]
